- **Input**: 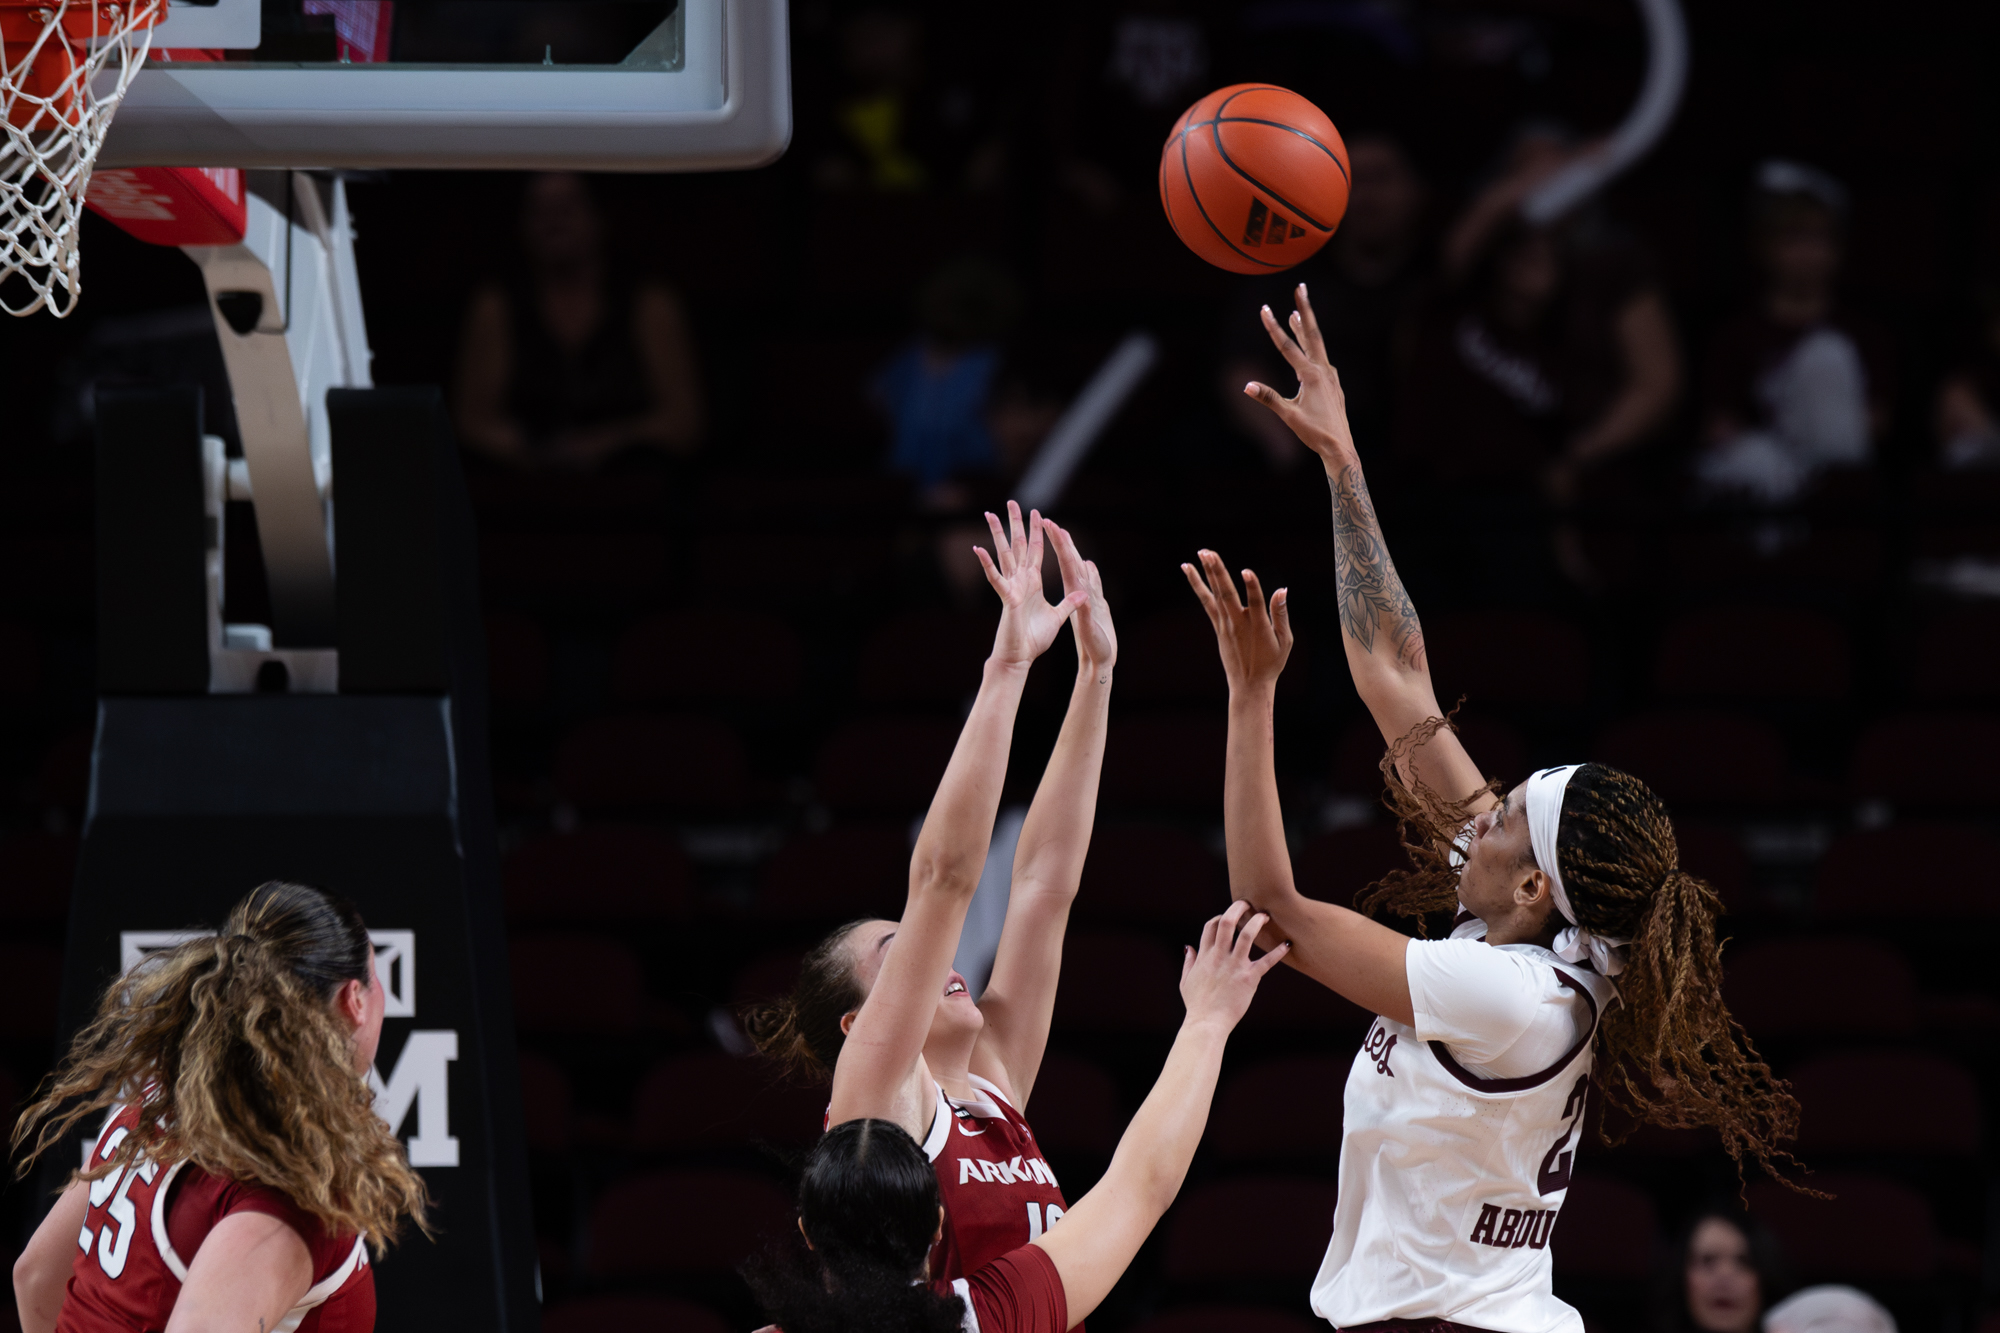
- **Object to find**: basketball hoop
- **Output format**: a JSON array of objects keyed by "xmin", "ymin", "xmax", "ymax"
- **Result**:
[{"xmin": 1, "ymin": 0, "xmax": 164, "ymax": 317}]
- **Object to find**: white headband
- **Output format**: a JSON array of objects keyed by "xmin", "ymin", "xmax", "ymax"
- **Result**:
[{"xmin": 1524, "ymin": 764, "xmax": 1628, "ymax": 977}]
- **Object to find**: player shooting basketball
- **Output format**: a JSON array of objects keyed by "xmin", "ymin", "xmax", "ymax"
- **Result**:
[
  {"xmin": 746, "ymin": 503, "xmax": 1118, "ymax": 1287},
  {"xmin": 1180, "ymin": 284, "xmax": 1806, "ymax": 1333}
]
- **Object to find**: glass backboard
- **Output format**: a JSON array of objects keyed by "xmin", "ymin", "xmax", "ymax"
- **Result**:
[{"xmin": 100, "ymin": 0, "xmax": 790, "ymax": 171}]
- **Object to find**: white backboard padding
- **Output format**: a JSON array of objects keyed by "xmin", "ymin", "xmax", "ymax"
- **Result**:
[{"xmin": 99, "ymin": 0, "xmax": 790, "ymax": 172}]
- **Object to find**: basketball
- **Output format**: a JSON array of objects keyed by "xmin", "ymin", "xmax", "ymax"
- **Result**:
[{"xmin": 1158, "ymin": 84, "xmax": 1350, "ymax": 275}]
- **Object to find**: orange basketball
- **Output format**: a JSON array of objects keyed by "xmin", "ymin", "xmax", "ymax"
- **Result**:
[{"xmin": 1159, "ymin": 84, "xmax": 1350, "ymax": 274}]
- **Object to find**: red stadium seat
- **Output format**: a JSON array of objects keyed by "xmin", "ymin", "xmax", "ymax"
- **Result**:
[
  {"xmin": 1594, "ymin": 712, "xmax": 1787, "ymax": 805},
  {"xmin": 1787, "ymin": 1051, "xmax": 1981, "ymax": 1155},
  {"xmin": 0, "ymin": 942, "xmax": 62, "ymax": 1042},
  {"xmin": 696, "ymin": 531, "xmax": 894, "ymax": 601},
  {"xmin": 630, "ymin": 1050, "xmax": 825, "ymax": 1152},
  {"xmin": 1672, "ymin": 822, "xmax": 1754, "ymax": 916},
  {"xmin": 1052, "ymin": 932, "xmax": 1185, "ymax": 1036},
  {"xmin": 1128, "ymin": 1309, "xmax": 1321, "ymax": 1333},
  {"xmin": 1747, "ymin": 1172, "xmax": 1938, "ymax": 1279},
  {"xmin": 1550, "ymin": 1174, "xmax": 1657, "ymax": 1279},
  {"xmin": 1813, "ymin": 822, "xmax": 2000, "ymax": 918},
  {"xmin": 1911, "ymin": 607, "xmax": 2000, "ymax": 701},
  {"xmin": 1296, "ymin": 824, "xmax": 1410, "ymax": 912},
  {"xmin": 1427, "ymin": 609, "xmax": 1591, "ymax": 706},
  {"xmin": 1722, "ymin": 938, "xmax": 1918, "ymax": 1039},
  {"xmin": 0, "ymin": 831, "xmax": 75, "ymax": 924},
  {"xmin": 1330, "ymin": 714, "xmax": 1526, "ymax": 794},
  {"xmin": 1210, "ymin": 1055, "xmax": 1352, "ymax": 1163},
  {"xmin": 1849, "ymin": 712, "xmax": 2000, "ymax": 809},
  {"xmin": 1074, "ymin": 824, "xmax": 1224, "ymax": 928},
  {"xmin": 1101, "ymin": 715, "xmax": 1226, "ymax": 811},
  {"xmin": 1017, "ymin": 1052, "xmax": 1124, "ymax": 1156},
  {"xmin": 759, "ymin": 823, "xmax": 910, "ymax": 923},
  {"xmin": 503, "ymin": 825, "xmax": 696, "ymax": 926},
  {"xmin": 484, "ymin": 612, "xmax": 550, "ymax": 707},
  {"xmin": 1118, "ymin": 607, "xmax": 1229, "ymax": 705},
  {"xmin": 1160, "ymin": 1176, "xmax": 1338, "ymax": 1281},
  {"xmin": 585, "ymin": 1168, "xmax": 796, "ymax": 1277},
  {"xmin": 814, "ymin": 717, "xmax": 960, "ymax": 814},
  {"xmin": 480, "ymin": 531, "xmax": 668, "ymax": 602},
  {"xmin": 1239, "ymin": 961, "xmax": 1372, "ymax": 1037},
  {"xmin": 854, "ymin": 610, "xmax": 996, "ymax": 706},
  {"xmin": 509, "ymin": 934, "xmax": 649, "ymax": 1037},
  {"xmin": 611, "ymin": 609, "xmax": 803, "ymax": 705},
  {"xmin": 517, "ymin": 1049, "xmax": 574, "ymax": 1153},
  {"xmin": 1654, "ymin": 606, "xmax": 1851, "ymax": 701},
  {"xmin": 543, "ymin": 1296, "xmax": 728, "ymax": 1333},
  {"xmin": 553, "ymin": 713, "xmax": 751, "ymax": 813}
]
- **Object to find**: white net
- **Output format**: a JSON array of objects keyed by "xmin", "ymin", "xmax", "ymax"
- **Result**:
[{"xmin": 1, "ymin": 1, "xmax": 161, "ymax": 318}]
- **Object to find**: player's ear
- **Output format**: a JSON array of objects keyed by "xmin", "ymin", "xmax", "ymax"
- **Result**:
[
  {"xmin": 934, "ymin": 1205, "xmax": 945, "ymax": 1246},
  {"xmin": 334, "ymin": 977, "xmax": 367, "ymax": 1030},
  {"xmin": 839, "ymin": 1010, "xmax": 859, "ymax": 1037},
  {"xmin": 796, "ymin": 1217, "xmax": 814, "ymax": 1251}
]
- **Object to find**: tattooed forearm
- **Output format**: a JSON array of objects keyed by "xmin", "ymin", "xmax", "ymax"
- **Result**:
[{"xmin": 1328, "ymin": 464, "xmax": 1426, "ymax": 672}]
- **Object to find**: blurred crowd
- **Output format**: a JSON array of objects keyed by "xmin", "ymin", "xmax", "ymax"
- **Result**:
[{"xmin": 1, "ymin": 3, "xmax": 1997, "ymax": 1333}]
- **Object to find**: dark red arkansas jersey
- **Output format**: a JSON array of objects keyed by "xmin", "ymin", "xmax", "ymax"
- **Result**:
[
  {"xmin": 922, "ymin": 1076, "xmax": 1071, "ymax": 1285},
  {"xmin": 58, "ymin": 1104, "xmax": 374, "ymax": 1333}
]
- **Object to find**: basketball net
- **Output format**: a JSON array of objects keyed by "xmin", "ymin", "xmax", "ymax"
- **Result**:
[{"xmin": 1, "ymin": 0, "xmax": 164, "ymax": 318}]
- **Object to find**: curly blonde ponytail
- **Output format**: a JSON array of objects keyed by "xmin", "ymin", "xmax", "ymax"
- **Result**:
[{"xmin": 12, "ymin": 882, "xmax": 431, "ymax": 1248}]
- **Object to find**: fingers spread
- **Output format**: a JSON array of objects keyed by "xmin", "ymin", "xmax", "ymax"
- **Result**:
[
  {"xmin": 1295, "ymin": 283, "xmax": 1329, "ymax": 363},
  {"xmin": 1254, "ymin": 940, "xmax": 1292, "ymax": 974},
  {"xmin": 1199, "ymin": 550, "xmax": 1244, "ymax": 611},
  {"xmin": 974, "ymin": 544, "xmax": 1005, "ymax": 594},
  {"xmin": 1182, "ymin": 562, "xmax": 1222, "ymax": 618},
  {"xmin": 983, "ymin": 511, "xmax": 1011, "ymax": 577},
  {"xmin": 1241, "ymin": 568, "xmax": 1268, "ymax": 625},
  {"xmin": 1235, "ymin": 912, "xmax": 1270, "ymax": 958},
  {"xmin": 1260, "ymin": 303, "xmax": 1311, "ymax": 373},
  {"xmin": 1272, "ymin": 588, "xmax": 1293, "ymax": 649}
]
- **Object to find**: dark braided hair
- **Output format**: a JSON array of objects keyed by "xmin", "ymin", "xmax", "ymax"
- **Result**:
[
  {"xmin": 741, "ymin": 1119, "xmax": 965, "ymax": 1333},
  {"xmin": 1357, "ymin": 715, "xmax": 1806, "ymax": 1187}
]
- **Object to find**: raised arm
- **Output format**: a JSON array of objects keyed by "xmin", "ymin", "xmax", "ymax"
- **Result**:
[
  {"xmin": 1244, "ymin": 285, "xmax": 1489, "ymax": 809},
  {"xmin": 972, "ymin": 520, "xmax": 1115, "ymax": 1108},
  {"xmin": 1184, "ymin": 553, "xmax": 1415, "ymax": 1026},
  {"xmin": 1031, "ymin": 902, "xmax": 1286, "ymax": 1329},
  {"xmin": 828, "ymin": 504, "xmax": 1087, "ymax": 1128}
]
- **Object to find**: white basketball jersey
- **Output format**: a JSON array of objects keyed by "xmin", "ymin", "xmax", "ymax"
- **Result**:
[{"xmin": 1310, "ymin": 936, "xmax": 1617, "ymax": 1333}]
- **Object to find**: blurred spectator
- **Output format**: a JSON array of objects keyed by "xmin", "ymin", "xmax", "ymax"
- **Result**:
[
  {"xmin": 1698, "ymin": 162, "xmax": 1891, "ymax": 503},
  {"xmin": 1656, "ymin": 1207, "xmax": 1790, "ymax": 1333},
  {"xmin": 1051, "ymin": 4, "xmax": 1215, "ymax": 217},
  {"xmin": 1764, "ymin": 1287, "xmax": 1896, "ymax": 1333},
  {"xmin": 1398, "ymin": 127, "xmax": 1680, "ymax": 588},
  {"xmin": 1218, "ymin": 131, "xmax": 1429, "ymax": 471},
  {"xmin": 453, "ymin": 173, "xmax": 704, "ymax": 471},
  {"xmin": 874, "ymin": 257, "xmax": 1023, "ymax": 508},
  {"xmin": 1935, "ymin": 283, "xmax": 2000, "ymax": 470},
  {"xmin": 810, "ymin": 8, "xmax": 1008, "ymax": 194}
]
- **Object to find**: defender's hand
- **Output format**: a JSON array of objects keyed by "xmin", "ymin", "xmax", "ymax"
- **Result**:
[
  {"xmin": 979, "ymin": 501, "xmax": 1087, "ymax": 671},
  {"xmin": 1182, "ymin": 549, "xmax": 1292, "ymax": 693},
  {"xmin": 1045, "ymin": 518, "xmax": 1116, "ymax": 676},
  {"xmin": 1179, "ymin": 900, "xmax": 1289, "ymax": 1033}
]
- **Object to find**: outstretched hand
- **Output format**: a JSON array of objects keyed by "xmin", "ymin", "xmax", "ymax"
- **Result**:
[
  {"xmin": 1180, "ymin": 900, "xmax": 1289, "ymax": 1032},
  {"xmin": 1243, "ymin": 283, "xmax": 1356, "ymax": 467},
  {"xmin": 1182, "ymin": 549, "xmax": 1292, "ymax": 693},
  {"xmin": 979, "ymin": 501, "xmax": 1089, "ymax": 671},
  {"xmin": 1045, "ymin": 518, "xmax": 1116, "ymax": 677}
]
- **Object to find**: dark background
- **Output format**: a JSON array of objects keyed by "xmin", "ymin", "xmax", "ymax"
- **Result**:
[{"xmin": 3, "ymin": 2, "xmax": 1999, "ymax": 1332}]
